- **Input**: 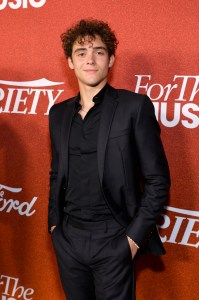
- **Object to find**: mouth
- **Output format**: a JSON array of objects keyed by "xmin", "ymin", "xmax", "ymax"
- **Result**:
[{"xmin": 83, "ymin": 69, "xmax": 98, "ymax": 72}]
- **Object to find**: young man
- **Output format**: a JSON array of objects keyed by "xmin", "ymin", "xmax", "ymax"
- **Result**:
[{"xmin": 48, "ymin": 19, "xmax": 170, "ymax": 300}]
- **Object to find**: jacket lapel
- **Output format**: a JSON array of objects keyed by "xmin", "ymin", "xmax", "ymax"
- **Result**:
[{"xmin": 97, "ymin": 85, "xmax": 119, "ymax": 184}]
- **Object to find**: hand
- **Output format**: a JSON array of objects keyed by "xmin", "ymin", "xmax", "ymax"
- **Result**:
[
  {"xmin": 50, "ymin": 225, "xmax": 56, "ymax": 233},
  {"xmin": 127, "ymin": 236, "xmax": 138, "ymax": 259}
]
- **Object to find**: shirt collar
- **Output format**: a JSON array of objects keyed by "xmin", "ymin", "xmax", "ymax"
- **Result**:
[{"xmin": 75, "ymin": 83, "xmax": 108, "ymax": 110}]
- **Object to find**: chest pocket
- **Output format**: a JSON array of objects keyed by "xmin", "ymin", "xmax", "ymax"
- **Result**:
[{"xmin": 108, "ymin": 128, "xmax": 131, "ymax": 139}]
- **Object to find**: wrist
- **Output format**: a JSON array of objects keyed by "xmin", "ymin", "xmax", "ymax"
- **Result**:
[
  {"xmin": 127, "ymin": 236, "xmax": 140, "ymax": 249},
  {"xmin": 50, "ymin": 225, "xmax": 56, "ymax": 233}
]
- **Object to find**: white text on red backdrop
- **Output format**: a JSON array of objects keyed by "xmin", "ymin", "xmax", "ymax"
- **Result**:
[
  {"xmin": 0, "ymin": 0, "xmax": 46, "ymax": 10},
  {"xmin": 159, "ymin": 206, "xmax": 199, "ymax": 248},
  {"xmin": 134, "ymin": 75, "xmax": 199, "ymax": 128},
  {"xmin": 0, "ymin": 184, "xmax": 37, "ymax": 217},
  {"xmin": 0, "ymin": 275, "xmax": 34, "ymax": 300},
  {"xmin": 0, "ymin": 79, "xmax": 64, "ymax": 115}
]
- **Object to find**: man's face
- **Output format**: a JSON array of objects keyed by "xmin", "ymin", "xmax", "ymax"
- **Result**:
[{"xmin": 68, "ymin": 35, "xmax": 115, "ymax": 88}]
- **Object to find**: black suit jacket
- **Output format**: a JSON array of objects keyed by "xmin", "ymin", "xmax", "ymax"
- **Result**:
[{"xmin": 48, "ymin": 84, "xmax": 170, "ymax": 255}]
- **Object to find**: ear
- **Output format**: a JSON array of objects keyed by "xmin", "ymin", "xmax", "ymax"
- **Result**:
[
  {"xmin": 68, "ymin": 57, "xmax": 74, "ymax": 70},
  {"xmin": 108, "ymin": 55, "xmax": 115, "ymax": 68}
]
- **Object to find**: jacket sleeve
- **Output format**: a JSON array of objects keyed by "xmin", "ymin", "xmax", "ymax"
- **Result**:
[
  {"xmin": 48, "ymin": 105, "xmax": 59, "ymax": 232},
  {"xmin": 126, "ymin": 95, "xmax": 170, "ymax": 247}
]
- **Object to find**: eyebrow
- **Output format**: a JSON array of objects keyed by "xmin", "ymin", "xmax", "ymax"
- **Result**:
[{"xmin": 74, "ymin": 46, "xmax": 107, "ymax": 53}]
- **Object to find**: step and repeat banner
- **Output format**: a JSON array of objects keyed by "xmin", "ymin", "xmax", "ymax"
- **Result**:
[{"xmin": 0, "ymin": 1, "xmax": 198, "ymax": 299}]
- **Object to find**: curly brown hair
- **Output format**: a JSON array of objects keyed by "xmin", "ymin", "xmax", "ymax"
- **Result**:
[{"xmin": 61, "ymin": 19, "xmax": 118, "ymax": 58}]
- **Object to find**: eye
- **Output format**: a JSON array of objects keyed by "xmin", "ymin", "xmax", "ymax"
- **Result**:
[
  {"xmin": 96, "ymin": 50, "xmax": 105, "ymax": 55},
  {"xmin": 77, "ymin": 52, "xmax": 86, "ymax": 57}
]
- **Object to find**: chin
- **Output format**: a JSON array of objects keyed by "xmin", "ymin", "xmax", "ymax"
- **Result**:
[{"xmin": 85, "ymin": 79, "xmax": 107, "ymax": 87}]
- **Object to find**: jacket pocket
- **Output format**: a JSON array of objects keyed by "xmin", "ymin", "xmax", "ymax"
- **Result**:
[{"xmin": 109, "ymin": 127, "xmax": 130, "ymax": 139}]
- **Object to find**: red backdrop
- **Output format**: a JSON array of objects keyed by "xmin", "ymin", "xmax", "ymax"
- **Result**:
[{"xmin": 0, "ymin": 1, "xmax": 198, "ymax": 299}]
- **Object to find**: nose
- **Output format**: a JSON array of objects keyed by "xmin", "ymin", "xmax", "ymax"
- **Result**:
[{"xmin": 86, "ymin": 51, "xmax": 95, "ymax": 65}]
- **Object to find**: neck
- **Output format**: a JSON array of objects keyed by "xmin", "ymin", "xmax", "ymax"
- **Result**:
[{"xmin": 78, "ymin": 81, "xmax": 107, "ymax": 107}]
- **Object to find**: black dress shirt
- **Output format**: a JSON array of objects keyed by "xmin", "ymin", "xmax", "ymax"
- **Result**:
[{"xmin": 64, "ymin": 84, "xmax": 113, "ymax": 221}]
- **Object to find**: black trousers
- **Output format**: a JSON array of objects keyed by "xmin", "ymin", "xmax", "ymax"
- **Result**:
[{"xmin": 51, "ymin": 215, "xmax": 136, "ymax": 300}]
